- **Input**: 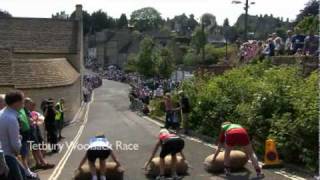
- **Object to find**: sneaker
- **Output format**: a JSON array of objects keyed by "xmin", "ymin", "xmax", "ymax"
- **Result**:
[
  {"xmin": 41, "ymin": 163, "xmax": 55, "ymax": 170},
  {"xmin": 26, "ymin": 170, "xmax": 38, "ymax": 179},
  {"xmin": 257, "ymin": 172, "xmax": 265, "ymax": 178},
  {"xmin": 172, "ymin": 174, "xmax": 182, "ymax": 180},
  {"xmin": 224, "ymin": 167, "xmax": 231, "ymax": 177},
  {"xmin": 155, "ymin": 176, "xmax": 166, "ymax": 180}
]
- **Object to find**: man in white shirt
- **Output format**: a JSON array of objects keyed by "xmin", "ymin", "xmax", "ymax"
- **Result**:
[{"xmin": 78, "ymin": 134, "xmax": 121, "ymax": 180}]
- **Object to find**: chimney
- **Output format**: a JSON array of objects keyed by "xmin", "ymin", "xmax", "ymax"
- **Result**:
[
  {"xmin": 75, "ymin": 4, "xmax": 83, "ymax": 21},
  {"xmin": 75, "ymin": 4, "xmax": 84, "ymax": 103}
]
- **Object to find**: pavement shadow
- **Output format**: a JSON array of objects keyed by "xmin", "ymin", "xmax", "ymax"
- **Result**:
[
  {"xmin": 145, "ymin": 173, "xmax": 189, "ymax": 179},
  {"xmin": 208, "ymin": 168, "xmax": 265, "ymax": 180}
]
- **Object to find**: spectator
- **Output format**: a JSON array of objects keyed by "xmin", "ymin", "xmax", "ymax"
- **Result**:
[
  {"xmin": 271, "ymin": 32, "xmax": 278, "ymax": 42},
  {"xmin": 19, "ymin": 98, "xmax": 37, "ymax": 178},
  {"xmin": 295, "ymin": 48, "xmax": 304, "ymax": 57},
  {"xmin": 304, "ymin": 30, "xmax": 319, "ymax": 57},
  {"xmin": 274, "ymin": 37, "xmax": 284, "ymax": 55},
  {"xmin": 164, "ymin": 93, "xmax": 174, "ymax": 129},
  {"xmin": 44, "ymin": 99, "xmax": 59, "ymax": 153},
  {"xmin": 256, "ymin": 41, "xmax": 265, "ymax": 60},
  {"xmin": 29, "ymin": 101, "xmax": 55, "ymax": 170},
  {"xmin": 0, "ymin": 90, "xmax": 27, "ymax": 180},
  {"xmin": 285, "ymin": 30, "xmax": 293, "ymax": 54},
  {"xmin": 0, "ymin": 141, "xmax": 9, "ymax": 179},
  {"xmin": 291, "ymin": 28, "xmax": 306, "ymax": 54},
  {"xmin": 55, "ymin": 98, "xmax": 65, "ymax": 140},
  {"xmin": 0, "ymin": 94, "xmax": 6, "ymax": 110},
  {"xmin": 178, "ymin": 91, "xmax": 191, "ymax": 134},
  {"xmin": 264, "ymin": 39, "xmax": 275, "ymax": 57}
]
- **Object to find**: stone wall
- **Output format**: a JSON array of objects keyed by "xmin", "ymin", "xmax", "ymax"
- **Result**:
[
  {"xmin": 0, "ymin": 78, "xmax": 81, "ymax": 122},
  {"xmin": 271, "ymin": 56, "xmax": 318, "ymax": 75},
  {"xmin": 0, "ymin": 48, "xmax": 12, "ymax": 85}
]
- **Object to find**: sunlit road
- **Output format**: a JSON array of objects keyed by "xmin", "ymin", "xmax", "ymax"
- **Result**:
[{"xmin": 39, "ymin": 80, "xmax": 301, "ymax": 180}]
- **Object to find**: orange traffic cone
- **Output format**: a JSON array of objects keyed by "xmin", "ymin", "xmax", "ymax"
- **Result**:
[{"xmin": 262, "ymin": 139, "xmax": 282, "ymax": 168}]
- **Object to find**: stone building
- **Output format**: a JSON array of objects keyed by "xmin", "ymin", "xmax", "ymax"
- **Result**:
[
  {"xmin": 85, "ymin": 29, "xmax": 140, "ymax": 69},
  {"xmin": 85, "ymin": 29, "xmax": 172, "ymax": 69},
  {"xmin": 0, "ymin": 5, "xmax": 84, "ymax": 121}
]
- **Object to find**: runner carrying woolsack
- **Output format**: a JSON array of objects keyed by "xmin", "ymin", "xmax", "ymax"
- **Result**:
[
  {"xmin": 78, "ymin": 134, "xmax": 121, "ymax": 180},
  {"xmin": 211, "ymin": 122, "xmax": 264, "ymax": 178},
  {"xmin": 144, "ymin": 129, "xmax": 185, "ymax": 180}
]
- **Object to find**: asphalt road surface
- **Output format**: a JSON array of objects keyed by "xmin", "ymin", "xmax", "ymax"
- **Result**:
[{"xmin": 38, "ymin": 80, "xmax": 309, "ymax": 180}]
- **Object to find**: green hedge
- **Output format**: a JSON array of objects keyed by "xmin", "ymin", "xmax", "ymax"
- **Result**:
[{"xmin": 180, "ymin": 62, "xmax": 318, "ymax": 170}]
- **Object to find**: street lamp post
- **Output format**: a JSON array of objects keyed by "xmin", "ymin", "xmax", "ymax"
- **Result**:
[
  {"xmin": 201, "ymin": 19, "xmax": 205, "ymax": 64},
  {"xmin": 232, "ymin": 0, "xmax": 255, "ymax": 41},
  {"xmin": 244, "ymin": 0, "xmax": 249, "ymax": 41}
]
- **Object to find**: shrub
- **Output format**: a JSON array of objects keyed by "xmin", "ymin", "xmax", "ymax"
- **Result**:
[{"xmin": 180, "ymin": 62, "xmax": 318, "ymax": 170}]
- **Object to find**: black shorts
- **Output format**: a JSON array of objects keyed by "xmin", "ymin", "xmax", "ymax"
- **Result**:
[
  {"xmin": 160, "ymin": 138, "xmax": 185, "ymax": 159},
  {"xmin": 87, "ymin": 148, "xmax": 111, "ymax": 163}
]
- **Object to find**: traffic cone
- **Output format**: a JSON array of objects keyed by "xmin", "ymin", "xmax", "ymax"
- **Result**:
[{"xmin": 262, "ymin": 139, "xmax": 283, "ymax": 168}]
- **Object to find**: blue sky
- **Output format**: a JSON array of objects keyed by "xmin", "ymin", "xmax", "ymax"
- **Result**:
[{"xmin": 0, "ymin": 0, "xmax": 309, "ymax": 25}]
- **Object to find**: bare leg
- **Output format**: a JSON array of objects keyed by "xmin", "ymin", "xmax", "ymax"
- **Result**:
[
  {"xmin": 243, "ymin": 144, "xmax": 261, "ymax": 171},
  {"xmin": 171, "ymin": 154, "xmax": 177, "ymax": 176},
  {"xmin": 224, "ymin": 145, "xmax": 232, "ymax": 176},
  {"xmin": 159, "ymin": 158, "xmax": 165, "ymax": 176},
  {"xmin": 224, "ymin": 145, "xmax": 232, "ymax": 167},
  {"xmin": 99, "ymin": 159, "xmax": 106, "ymax": 180},
  {"xmin": 179, "ymin": 151, "xmax": 186, "ymax": 160},
  {"xmin": 88, "ymin": 161, "xmax": 97, "ymax": 178},
  {"xmin": 32, "ymin": 150, "xmax": 42, "ymax": 165}
]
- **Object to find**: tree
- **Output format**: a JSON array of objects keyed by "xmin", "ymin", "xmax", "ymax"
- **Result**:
[
  {"xmin": 191, "ymin": 27, "xmax": 207, "ymax": 54},
  {"xmin": 136, "ymin": 36, "xmax": 157, "ymax": 78},
  {"xmin": 187, "ymin": 14, "xmax": 199, "ymax": 32},
  {"xmin": 118, "ymin": 13, "xmax": 128, "ymax": 29},
  {"xmin": 296, "ymin": 0, "xmax": 319, "ymax": 23},
  {"xmin": 201, "ymin": 13, "xmax": 218, "ymax": 33},
  {"xmin": 0, "ymin": 9, "xmax": 12, "ymax": 18},
  {"xmin": 222, "ymin": 18, "xmax": 231, "ymax": 40},
  {"xmin": 157, "ymin": 48, "xmax": 175, "ymax": 79},
  {"xmin": 124, "ymin": 53, "xmax": 138, "ymax": 72},
  {"xmin": 90, "ymin": 10, "xmax": 110, "ymax": 32},
  {"xmin": 223, "ymin": 18, "xmax": 230, "ymax": 27},
  {"xmin": 295, "ymin": 15, "xmax": 319, "ymax": 33},
  {"xmin": 183, "ymin": 48, "xmax": 200, "ymax": 66},
  {"xmin": 52, "ymin": 11, "xmax": 69, "ymax": 19},
  {"xmin": 172, "ymin": 14, "xmax": 189, "ymax": 34},
  {"xmin": 130, "ymin": 7, "xmax": 162, "ymax": 31},
  {"xmin": 70, "ymin": 10, "xmax": 92, "ymax": 35}
]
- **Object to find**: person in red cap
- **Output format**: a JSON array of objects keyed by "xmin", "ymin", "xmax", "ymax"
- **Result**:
[{"xmin": 212, "ymin": 122, "xmax": 264, "ymax": 178}]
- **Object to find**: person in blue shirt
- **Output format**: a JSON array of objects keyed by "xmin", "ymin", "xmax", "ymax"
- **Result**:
[
  {"xmin": 78, "ymin": 134, "xmax": 121, "ymax": 180},
  {"xmin": 291, "ymin": 28, "xmax": 306, "ymax": 54}
]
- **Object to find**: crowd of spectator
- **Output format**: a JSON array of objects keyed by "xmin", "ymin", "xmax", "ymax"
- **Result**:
[
  {"xmin": 239, "ymin": 28, "xmax": 319, "ymax": 62},
  {"xmin": 83, "ymin": 74, "xmax": 102, "ymax": 102},
  {"xmin": 103, "ymin": 66, "xmax": 126, "ymax": 82},
  {"xmin": 0, "ymin": 91, "xmax": 69, "ymax": 180}
]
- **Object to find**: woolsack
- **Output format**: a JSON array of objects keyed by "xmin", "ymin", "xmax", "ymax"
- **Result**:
[
  {"xmin": 204, "ymin": 150, "xmax": 248, "ymax": 172},
  {"xmin": 74, "ymin": 162, "xmax": 124, "ymax": 180},
  {"xmin": 148, "ymin": 156, "xmax": 188, "ymax": 176}
]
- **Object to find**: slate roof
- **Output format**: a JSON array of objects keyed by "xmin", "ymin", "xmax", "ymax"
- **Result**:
[
  {"xmin": 0, "ymin": 18, "xmax": 78, "ymax": 53},
  {"xmin": 0, "ymin": 57, "xmax": 79, "ymax": 89}
]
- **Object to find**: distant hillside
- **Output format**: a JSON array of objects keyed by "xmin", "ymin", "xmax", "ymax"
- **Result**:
[{"xmin": 234, "ymin": 14, "xmax": 293, "ymax": 40}]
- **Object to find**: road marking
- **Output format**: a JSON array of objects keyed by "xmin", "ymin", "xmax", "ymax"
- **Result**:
[
  {"xmin": 48, "ymin": 92, "xmax": 94, "ymax": 180},
  {"xmin": 69, "ymin": 102, "xmax": 86, "ymax": 124},
  {"xmin": 142, "ymin": 116, "xmax": 308, "ymax": 180}
]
